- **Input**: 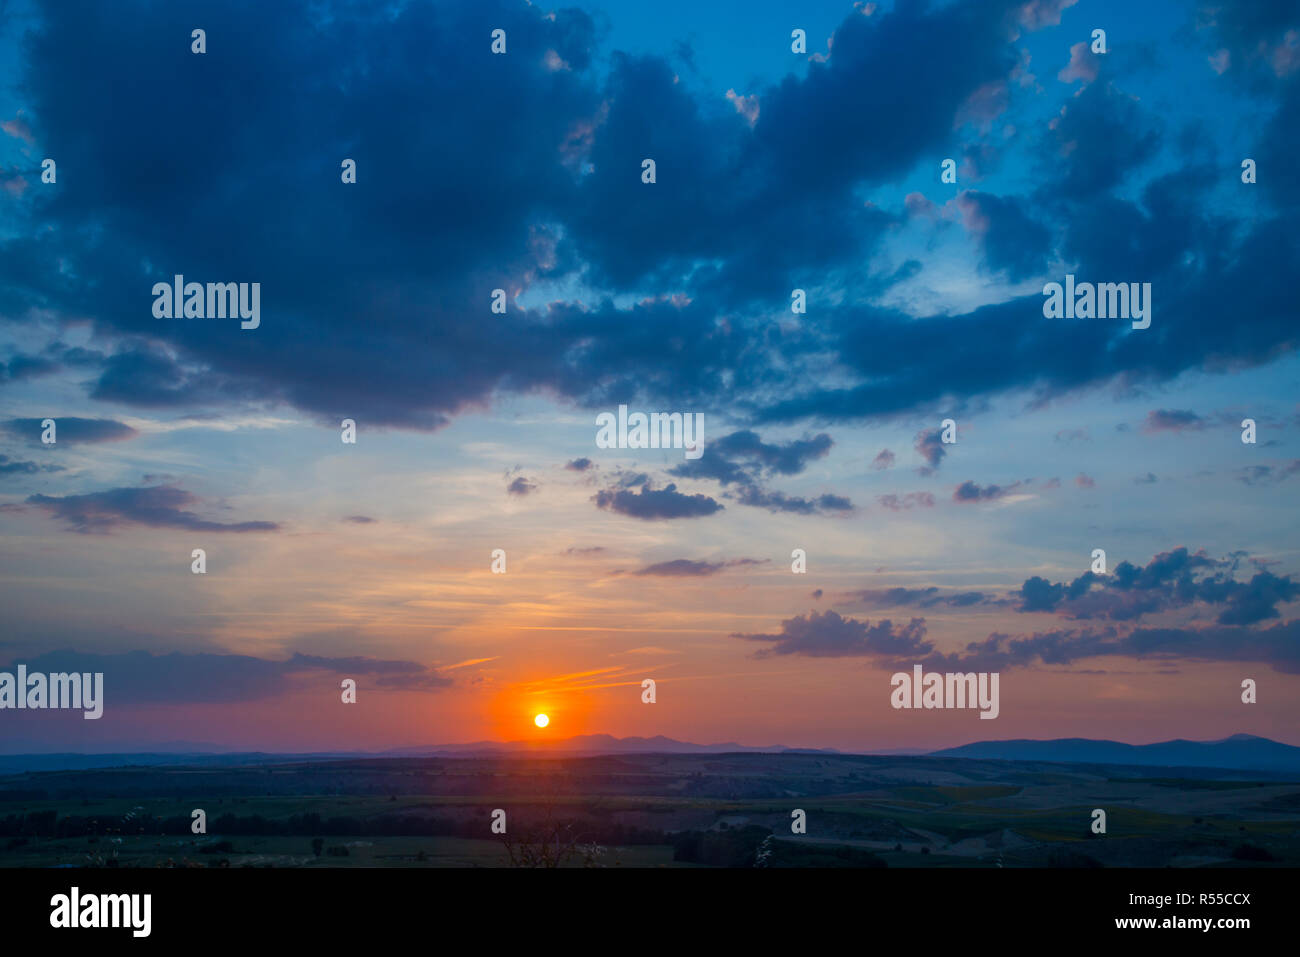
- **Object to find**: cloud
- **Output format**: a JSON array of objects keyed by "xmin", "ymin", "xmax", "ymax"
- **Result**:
[
  {"xmin": 1, "ymin": 352, "xmax": 60, "ymax": 382},
  {"xmin": 0, "ymin": 649, "xmax": 452, "ymax": 703},
  {"xmin": 953, "ymin": 479, "xmax": 1021, "ymax": 502},
  {"xmin": 506, "ymin": 475, "xmax": 538, "ymax": 496},
  {"xmin": 1043, "ymin": 79, "xmax": 1162, "ymax": 198},
  {"xmin": 870, "ymin": 448, "xmax": 896, "ymax": 470},
  {"xmin": 876, "ymin": 492, "xmax": 935, "ymax": 510},
  {"xmin": 850, "ymin": 587, "xmax": 991, "ymax": 609},
  {"xmin": 915, "ymin": 619, "xmax": 1300, "ymax": 675},
  {"xmin": 22, "ymin": 485, "xmax": 280, "ymax": 534},
  {"xmin": 565, "ymin": 457, "xmax": 593, "ymax": 471},
  {"xmin": 2, "ymin": 0, "xmax": 1297, "ymax": 448},
  {"xmin": 1015, "ymin": 0, "xmax": 1078, "ymax": 31},
  {"xmin": 732, "ymin": 610, "xmax": 931, "ymax": 659},
  {"xmin": 725, "ymin": 88, "xmax": 759, "ymax": 126},
  {"xmin": 342, "ymin": 515, "xmax": 376, "ymax": 524},
  {"xmin": 1142, "ymin": 409, "xmax": 1206, "ymax": 433},
  {"xmin": 955, "ymin": 190, "xmax": 1052, "ymax": 280},
  {"xmin": 632, "ymin": 557, "xmax": 765, "ymax": 577},
  {"xmin": 672, "ymin": 430, "xmax": 833, "ymax": 485},
  {"xmin": 733, "ymin": 486, "xmax": 855, "ymax": 515},
  {"xmin": 0, "ymin": 0, "xmax": 1096, "ymax": 437},
  {"xmin": 1236, "ymin": 460, "xmax": 1300, "ymax": 485},
  {"xmin": 1197, "ymin": 2, "xmax": 1300, "ymax": 85},
  {"xmin": 1058, "ymin": 41, "xmax": 1100, "ymax": 84},
  {"xmin": 1074, "ymin": 473, "xmax": 1096, "ymax": 488},
  {"xmin": 913, "ymin": 428, "xmax": 948, "ymax": 474},
  {"xmin": 669, "ymin": 429, "xmax": 851, "ymax": 514},
  {"xmin": 0, "ymin": 111, "xmax": 34, "ymax": 144},
  {"xmin": 2, "ymin": 417, "xmax": 137, "ymax": 445},
  {"xmin": 1013, "ymin": 547, "xmax": 1300, "ymax": 625},
  {"xmin": 0, "ymin": 454, "xmax": 63, "ymax": 476},
  {"xmin": 593, "ymin": 481, "xmax": 722, "ymax": 521}
]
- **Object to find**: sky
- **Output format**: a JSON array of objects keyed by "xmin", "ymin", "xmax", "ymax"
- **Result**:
[{"xmin": 0, "ymin": 0, "xmax": 1298, "ymax": 753}]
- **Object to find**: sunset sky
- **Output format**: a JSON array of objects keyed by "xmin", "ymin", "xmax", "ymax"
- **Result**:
[{"xmin": 1, "ymin": 0, "xmax": 1298, "ymax": 753}]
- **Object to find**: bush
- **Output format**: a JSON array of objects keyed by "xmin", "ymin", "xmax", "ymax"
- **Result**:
[
  {"xmin": 672, "ymin": 826, "xmax": 770, "ymax": 867},
  {"xmin": 1046, "ymin": 849, "xmax": 1102, "ymax": 868},
  {"xmin": 1231, "ymin": 843, "xmax": 1276, "ymax": 862}
]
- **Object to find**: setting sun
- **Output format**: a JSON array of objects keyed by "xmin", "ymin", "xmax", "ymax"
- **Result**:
[{"xmin": 534, "ymin": 713, "xmax": 549, "ymax": 728}]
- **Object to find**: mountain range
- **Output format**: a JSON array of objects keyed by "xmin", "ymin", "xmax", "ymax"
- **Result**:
[{"xmin": 1, "ymin": 733, "xmax": 1297, "ymax": 775}]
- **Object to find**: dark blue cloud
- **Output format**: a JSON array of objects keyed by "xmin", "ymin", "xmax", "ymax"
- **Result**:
[
  {"xmin": 0, "ymin": 453, "xmax": 62, "ymax": 475},
  {"xmin": 734, "ymin": 486, "xmax": 855, "ymax": 515},
  {"xmin": 852, "ymin": 587, "xmax": 992, "ymax": 609},
  {"xmin": 913, "ymin": 428, "xmax": 947, "ymax": 474},
  {"xmin": 915, "ymin": 619, "xmax": 1300, "ymax": 675},
  {"xmin": 506, "ymin": 475, "xmax": 537, "ymax": 496},
  {"xmin": 0, "ymin": 649, "xmax": 451, "ymax": 703},
  {"xmin": 23, "ymin": 485, "xmax": 280, "ymax": 533},
  {"xmin": 957, "ymin": 190, "xmax": 1052, "ymax": 281},
  {"xmin": 953, "ymin": 479, "xmax": 1020, "ymax": 502},
  {"xmin": 732, "ymin": 610, "xmax": 931, "ymax": 659},
  {"xmin": 1038, "ymin": 79, "xmax": 1162, "ymax": 198},
  {"xmin": 1014, "ymin": 547, "xmax": 1300, "ymax": 625},
  {"xmin": 0, "ymin": 0, "xmax": 1296, "ymax": 435},
  {"xmin": 3, "ymin": 417, "xmax": 137, "ymax": 444},
  {"xmin": 668, "ymin": 428, "xmax": 851, "ymax": 514},
  {"xmin": 1143, "ymin": 409, "xmax": 1206, "ymax": 432},
  {"xmin": 593, "ymin": 480, "xmax": 722, "ymax": 520},
  {"xmin": 1237, "ymin": 460, "xmax": 1300, "ymax": 485}
]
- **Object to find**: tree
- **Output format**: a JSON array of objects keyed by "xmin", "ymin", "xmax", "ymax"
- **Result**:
[{"xmin": 497, "ymin": 791, "xmax": 605, "ymax": 868}]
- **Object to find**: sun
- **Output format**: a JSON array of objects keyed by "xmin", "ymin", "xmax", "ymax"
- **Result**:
[{"xmin": 534, "ymin": 713, "xmax": 549, "ymax": 728}]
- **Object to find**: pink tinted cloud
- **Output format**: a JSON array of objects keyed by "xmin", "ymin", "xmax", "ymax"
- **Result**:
[
  {"xmin": 1274, "ymin": 30, "xmax": 1299, "ymax": 77},
  {"xmin": 1058, "ymin": 42, "xmax": 1099, "ymax": 84},
  {"xmin": 1, "ymin": 112, "xmax": 34, "ymax": 145},
  {"xmin": 1017, "ymin": 0, "xmax": 1078, "ymax": 31},
  {"xmin": 725, "ymin": 89, "xmax": 759, "ymax": 127},
  {"xmin": 953, "ymin": 191, "xmax": 990, "ymax": 236},
  {"xmin": 955, "ymin": 80, "xmax": 1009, "ymax": 129}
]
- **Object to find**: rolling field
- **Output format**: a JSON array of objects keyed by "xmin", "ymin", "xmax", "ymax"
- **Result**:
[{"xmin": 2, "ymin": 752, "xmax": 1297, "ymax": 868}]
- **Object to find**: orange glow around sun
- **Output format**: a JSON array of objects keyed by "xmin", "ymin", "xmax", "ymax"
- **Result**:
[{"xmin": 534, "ymin": 713, "xmax": 549, "ymax": 728}]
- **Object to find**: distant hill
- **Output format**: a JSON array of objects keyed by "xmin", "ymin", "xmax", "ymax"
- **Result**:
[
  {"xmin": 929, "ymin": 734, "xmax": 1300, "ymax": 773},
  {"xmin": 379, "ymin": 733, "xmax": 839, "ymax": 757},
  {"xmin": 0, "ymin": 735, "xmax": 838, "ymax": 774},
  {"xmin": 3, "ymin": 733, "xmax": 1295, "ymax": 775}
]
